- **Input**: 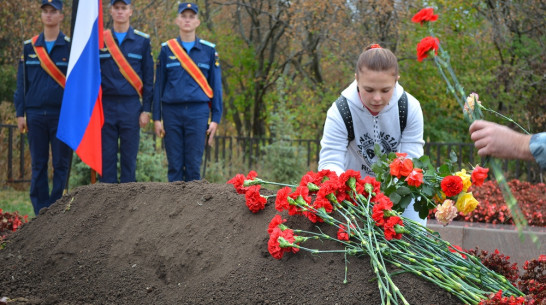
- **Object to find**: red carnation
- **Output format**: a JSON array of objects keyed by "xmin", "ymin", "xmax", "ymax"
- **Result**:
[
  {"xmin": 307, "ymin": 169, "xmax": 338, "ymax": 187},
  {"xmin": 300, "ymin": 170, "xmax": 338, "ymax": 188},
  {"xmin": 245, "ymin": 185, "xmax": 267, "ymax": 213},
  {"xmin": 389, "ymin": 153, "xmax": 414, "ymax": 179},
  {"xmin": 274, "ymin": 186, "xmax": 292, "ymax": 212},
  {"xmin": 383, "ymin": 216, "xmax": 403, "ymax": 240},
  {"xmin": 280, "ymin": 229, "xmax": 299, "ymax": 254},
  {"xmin": 471, "ymin": 165, "xmax": 489, "ymax": 186},
  {"xmin": 268, "ymin": 227, "xmax": 300, "ymax": 260},
  {"xmin": 337, "ymin": 225, "xmax": 350, "ymax": 241},
  {"xmin": 303, "ymin": 210, "xmax": 322, "ymax": 223},
  {"xmin": 268, "ymin": 214, "xmax": 286, "ymax": 234},
  {"xmin": 227, "ymin": 170, "xmax": 259, "ymax": 194},
  {"xmin": 299, "ymin": 172, "xmax": 315, "ymax": 187},
  {"xmin": 441, "ymin": 175, "xmax": 464, "ymax": 197},
  {"xmin": 416, "ymin": 36, "xmax": 439, "ymax": 62},
  {"xmin": 246, "ymin": 170, "xmax": 258, "ymax": 179},
  {"xmin": 361, "ymin": 175, "xmax": 381, "ymax": 198},
  {"xmin": 316, "ymin": 179, "xmax": 341, "ymax": 204},
  {"xmin": 339, "ymin": 169, "xmax": 361, "ymax": 189},
  {"xmin": 287, "ymin": 186, "xmax": 310, "ymax": 216},
  {"xmin": 313, "ymin": 197, "xmax": 334, "ymax": 214},
  {"xmin": 372, "ymin": 199, "xmax": 393, "ymax": 227},
  {"xmin": 405, "ymin": 168, "xmax": 423, "ymax": 187},
  {"xmin": 227, "ymin": 174, "xmax": 246, "ymax": 194},
  {"xmin": 339, "ymin": 170, "xmax": 362, "ymax": 205},
  {"xmin": 448, "ymin": 245, "xmax": 467, "ymax": 259},
  {"xmin": 268, "ymin": 227, "xmax": 284, "ymax": 259},
  {"xmin": 411, "ymin": 8, "xmax": 438, "ymax": 25}
]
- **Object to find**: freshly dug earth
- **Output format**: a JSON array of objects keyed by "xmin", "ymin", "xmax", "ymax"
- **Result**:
[{"xmin": 0, "ymin": 181, "xmax": 463, "ymax": 304}]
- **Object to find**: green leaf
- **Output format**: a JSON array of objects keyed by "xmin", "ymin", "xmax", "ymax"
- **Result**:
[
  {"xmin": 421, "ymin": 185, "xmax": 434, "ymax": 197},
  {"xmin": 419, "ymin": 155, "xmax": 433, "ymax": 170},
  {"xmin": 396, "ymin": 186, "xmax": 412, "ymax": 196},
  {"xmin": 438, "ymin": 164, "xmax": 451, "ymax": 176},
  {"xmin": 415, "ymin": 197, "xmax": 430, "ymax": 219},
  {"xmin": 398, "ymin": 195, "xmax": 412, "ymax": 210},
  {"xmin": 374, "ymin": 144, "xmax": 383, "ymax": 159},
  {"xmin": 389, "ymin": 192, "xmax": 401, "ymax": 204},
  {"xmin": 418, "ymin": 206, "xmax": 430, "ymax": 219}
]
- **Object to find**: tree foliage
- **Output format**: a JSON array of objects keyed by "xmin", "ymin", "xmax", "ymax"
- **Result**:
[{"xmin": 0, "ymin": 0, "xmax": 543, "ymax": 142}]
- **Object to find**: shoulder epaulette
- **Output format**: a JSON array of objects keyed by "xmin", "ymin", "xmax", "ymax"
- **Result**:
[
  {"xmin": 64, "ymin": 36, "xmax": 71, "ymax": 42},
  {"xmin": 133, "ymin": 29, "xmax": 150, "ymax": 39},
  {"xmin": 161, "ymin": 41, "xmax": 168, "ymax": 47},
  {"xmin": 24, "ymin": 39, "xmax": 32, "ymax": 45},
  {"xmin": 199, "ymin": 39, "xmax": 216, "ymax": 48}
]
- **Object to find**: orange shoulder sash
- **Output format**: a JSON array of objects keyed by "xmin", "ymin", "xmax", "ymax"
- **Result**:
[
  {"xmin": 103, "ymin": 29, "xmax": 143, "ymax": 98},
  {"xmin": 31, "ymin": 35, "xmax": 66, "ymax": 88},
  {"xmin": 166, "ymin": 39, "xmax": 213, "ymax": 98}
]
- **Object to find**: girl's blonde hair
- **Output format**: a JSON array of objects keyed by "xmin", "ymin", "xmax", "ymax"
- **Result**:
[{"xmin": 356, "ymin": 44, "xmax": 399, "ymax": 76}]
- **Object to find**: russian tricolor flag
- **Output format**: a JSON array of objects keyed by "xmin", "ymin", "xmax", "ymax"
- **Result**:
[{"xmin": 57, "ymin": 0, "xmax": 104, "ymax": 175}]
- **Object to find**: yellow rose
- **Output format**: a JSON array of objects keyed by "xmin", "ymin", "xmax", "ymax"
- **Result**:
[
  {"xmin": 455, "ymin": 169, "xmax": 472, "ymax": 192},
  {"xmin": 456, "ymin": 192, "xmax": 479, "ymax": 215}
]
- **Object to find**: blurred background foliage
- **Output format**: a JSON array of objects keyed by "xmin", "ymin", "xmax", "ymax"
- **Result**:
[
  {"xmin": 0, "ymin": 0, "xmax": 544, "ymax": 186},
  {"xmin": 1, "ymin": 0, "xmax": 543, "ymax": 142}
]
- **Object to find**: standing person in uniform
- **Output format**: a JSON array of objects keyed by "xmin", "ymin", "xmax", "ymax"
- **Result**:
[
  {"xmin": 153, "ymin": 2, "xmax": 222, "ymax": 182},
  {"xmin": 13, "ymin": 0, "xmax": 72, "ymax": 216},
  {"xmin": 318, "ymin": 44, "xmax": 426, "ymax": 225},
  {"xmin": 100, "ymin": 0, "xmax": 154, "ymax": 183}
]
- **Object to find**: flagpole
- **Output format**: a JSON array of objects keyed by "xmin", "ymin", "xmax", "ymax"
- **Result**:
[
  {"xmin": 70, "ymin": 0, "xmax": 79, "ymax": 37},
  {"xmin": 91, "ymin": 169, "xmax": 97, "ymax": 184},
  {"xmin": 63, "ymin": 0, "xmax": 80, "ymax": 193}
]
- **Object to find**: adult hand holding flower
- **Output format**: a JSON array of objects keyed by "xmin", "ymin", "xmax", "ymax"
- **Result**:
[{"xmin": 470, "ymin": 120, "xmax": 535, "ymax": 161}]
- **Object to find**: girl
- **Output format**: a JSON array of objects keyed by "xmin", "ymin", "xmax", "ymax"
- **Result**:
[{"xmin": 318, "ymin": 44, "xmax": 426, "ymax": 225}]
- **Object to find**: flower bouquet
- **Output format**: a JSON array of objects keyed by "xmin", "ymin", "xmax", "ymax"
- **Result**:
[
  {"xmin": 228, "ymin": 170, "xmax": 525, "ymax": 305},
  {"xmin": 371, "ymin": 148, "xmax": 489, "ymax": 224}
]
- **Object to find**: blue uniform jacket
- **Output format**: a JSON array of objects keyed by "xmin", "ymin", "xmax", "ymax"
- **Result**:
[
  {"xmin": 99, "ymin": 27, "xmax": 154, "ymax": 111},
  {"xmin": 152, "ymin": 36, "xmax": 222, "ymax": 123},
  {"xmin": 14, "ymin": 32, "xmax": 70, "ymax": 117},
  {"xmin": 530, "ymin": 132, "xmax": 546, "ymax": 170}
]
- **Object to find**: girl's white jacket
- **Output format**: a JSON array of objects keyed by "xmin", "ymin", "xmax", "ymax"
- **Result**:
[{"xmin": 319, "ymin": 80, "xmax": 425, "ymax": 177}]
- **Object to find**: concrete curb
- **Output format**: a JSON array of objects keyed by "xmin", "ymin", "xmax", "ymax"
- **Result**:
[{"xmin": 428, "ymin": 220, "xmax": 545, "ymax": 270}]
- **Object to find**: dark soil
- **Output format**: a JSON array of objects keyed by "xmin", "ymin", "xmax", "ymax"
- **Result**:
[{"xmin": 0, "ymin": 181, "xmax": 463, "ymax": 304}]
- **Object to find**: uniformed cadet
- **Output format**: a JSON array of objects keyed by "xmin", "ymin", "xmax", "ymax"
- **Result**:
[
  {"xmin": 153, "ymin": 2, "xmax": 223, "ymax": 182},
  {"xmin": 13, "ymin": 0, "xmax": 72, "ymax": 216},
  {"xmin": 100, "ymin": 0, "xmax": 154, "ymax": 183}
]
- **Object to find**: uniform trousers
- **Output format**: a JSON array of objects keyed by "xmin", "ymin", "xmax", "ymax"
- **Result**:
[
  {"xmin": 162, "ymin": 102, "xmax": 209, "ymax": 182},
  {"xmin": 26, "ymin": 111, "xmax": 72, "ymax": 215},
  {"xmin": 101, "ymin": 95, "xmax": 141, "ymax": 183}
]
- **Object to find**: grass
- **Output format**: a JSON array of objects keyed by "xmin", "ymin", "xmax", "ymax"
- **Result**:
[{"xmin": 0, "ymin": 187, "xmax": 34, "ymax": 218}]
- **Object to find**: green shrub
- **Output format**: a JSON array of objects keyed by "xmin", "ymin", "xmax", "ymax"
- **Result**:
[
  {"xmin": 136, "ymin": 132, "xmax": 167, "ymax": 182},
  {"xmin": 68, "ymin": 130, "xmax": 167, "ymax": 187},
  {"xmin": 260, "ymin": 78, "xmax": 307, "ymax": 185}
]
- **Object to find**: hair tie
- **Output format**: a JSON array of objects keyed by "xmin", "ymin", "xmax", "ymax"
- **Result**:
[{"xmin": 370, "ymin": 44, "xmax": 382, "ymax": 49}]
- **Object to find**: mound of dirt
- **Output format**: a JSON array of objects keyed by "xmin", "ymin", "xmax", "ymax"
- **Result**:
[{"xmin": 0, "ymin": 181, "xmax": 462, "ymax": 304}]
